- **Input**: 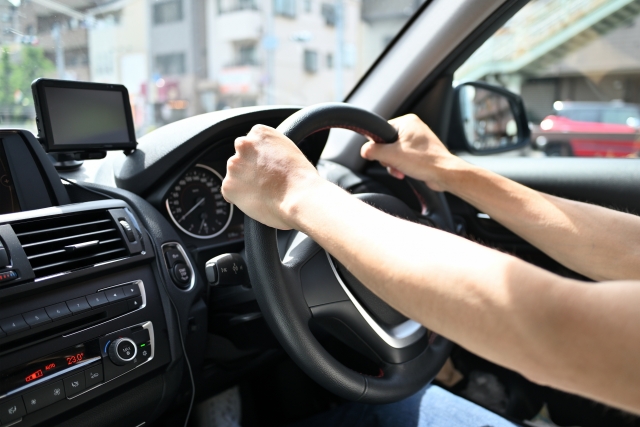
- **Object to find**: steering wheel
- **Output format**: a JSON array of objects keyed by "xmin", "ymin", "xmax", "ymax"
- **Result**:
[{"xmin": 244, "ymin": 103, "xmax": 454, "ymax": 403}]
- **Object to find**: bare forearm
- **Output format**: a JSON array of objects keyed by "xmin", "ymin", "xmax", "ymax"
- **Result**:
[
  {"xmin": 287, "ymin": 180, "xmax": 640, "ymax": 413},
  {"xmin": 443, "ymin": 161, "xmax": 640, "ymax": 281}
]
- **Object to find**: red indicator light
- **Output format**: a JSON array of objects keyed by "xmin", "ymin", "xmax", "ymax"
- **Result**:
[
  {"xmin": 25, "ymin": 370, "xmax": 43, "ymax": 382},
  {"xmin": 45, "ymin": 363, "xmax": 56, "ymax": 370}
]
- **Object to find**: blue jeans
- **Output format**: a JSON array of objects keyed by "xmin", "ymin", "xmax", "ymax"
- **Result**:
[{"xmin": 290, "ymin": 385, "xmax": 519, "ymax": 427}]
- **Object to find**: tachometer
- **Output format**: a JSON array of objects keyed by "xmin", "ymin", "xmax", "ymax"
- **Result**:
[{"xmin": 165, "ymin": 164, "xmax": 233, "ymax": 239}]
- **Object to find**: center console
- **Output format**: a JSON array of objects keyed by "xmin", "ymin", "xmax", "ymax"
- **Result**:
[{"xmin": 0, "ymin": 130, "xmax": 196, "ymax": 427}]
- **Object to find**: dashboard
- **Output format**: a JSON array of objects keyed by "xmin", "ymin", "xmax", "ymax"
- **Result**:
[{"xmin": 0, "ymin": 106, "xmax": 322, "ymax": 427}]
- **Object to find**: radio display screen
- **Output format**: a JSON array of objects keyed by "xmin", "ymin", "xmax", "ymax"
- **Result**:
[{"xmin": 0, "ymin": 341, "xmax": 100, "ymax": 396}]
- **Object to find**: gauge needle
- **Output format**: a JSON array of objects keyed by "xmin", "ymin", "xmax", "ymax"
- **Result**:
[
  {"xmin": 179, "ymin": 198, "xmax": 205, "ymax": 222},
  {"xmin": 198, "ymin": 218, "xmax": 207, "ymax": 234}
]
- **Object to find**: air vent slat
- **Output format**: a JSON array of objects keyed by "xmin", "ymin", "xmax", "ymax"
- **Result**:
[
  {"xmin": 31, "ymin": 248, "xmax": 128, "ymax": 273},
  {"xmin": 12, "ymin": 211, "xmax": 131, "ymax": 279},
  {"xmin": 14, "ymin": 219, "xmax": 112, "ymax": 238},
  {"xmin": 21, "ymin": 228, "xmax": 117, "ymax": 249}
]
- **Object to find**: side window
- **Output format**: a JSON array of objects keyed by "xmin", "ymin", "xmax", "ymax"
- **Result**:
[{"xmin": 454, "ymin": 0, "xmax": 640, "ymax": 158}]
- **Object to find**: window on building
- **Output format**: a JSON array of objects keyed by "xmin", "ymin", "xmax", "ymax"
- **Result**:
[
  {"xmin": 303, "ymin": 50, "xmax": 318, "ymax": 74},
  {"xmin": 153, "ymin": 0, "xmax": 183, "ymax": 25},
  {"xmin": 303, "ymin": 0, "xmax": 312, "ymax": 13},
  {"xmin": 326, "ymin": 53, "xmax": 333, "ymax": 69},
  {"xmin": 274, "ymin": 0, "xmax": 296, "ymax": 18},
  {"xmin": 236, "ymin": 43, "xmax": 257, "ymax": 66},
  {"xmin": 218, "ymin": 0, "xmax": 257, "ymax": 14},
  {"xmin": 155, "ymin": 52, "xmax": 186, "ymax": 75},
  {"xmin": 321, "ymin": 3, "xmax": 335, "ymax": 26}
]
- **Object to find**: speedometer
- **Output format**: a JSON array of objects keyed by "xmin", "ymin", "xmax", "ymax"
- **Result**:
[{"xmin": 165, "ymin": 164, "xmax": 233, "ymax": 239}]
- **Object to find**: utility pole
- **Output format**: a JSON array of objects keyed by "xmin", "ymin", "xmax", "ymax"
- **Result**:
[
  {"xmin": 334, "ymin": 0, "xmax": 344, "ymax": 101},
  {"xmin": 52, "ymin": 23, "xmax": 65, "ymax": 79},
  {"xmin": 264, "ymin": 0, "xmax": 276, "ymax": 105}
]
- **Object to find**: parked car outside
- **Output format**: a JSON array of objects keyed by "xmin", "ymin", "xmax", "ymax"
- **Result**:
[{"xmin": 531, "ymin": 101, "xmax": 640, "ymax": 157}]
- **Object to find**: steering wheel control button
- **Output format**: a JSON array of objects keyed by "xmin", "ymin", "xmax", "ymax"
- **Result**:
[
  {"xmin": 122, "ymin": 283, "xmax": 141, "ymax": 298},
  {"xmin": 127, "ymin": 296, "xmax": 143, "ymax": 311},
  {"xmin": 23, "ymin": 308, "xmax": 52, "ymax": 327},
  {"xmin": 108, "ymin": 338, "xmax": 137, "ymax": 365},
  {"xmin": 85, "ymin": 365, "xmax": 104, "ymax": 387},
  {"xmin": 45, "ymin": 302, "xmax": 72, "ymax": 320},
  {"xmin": 23, "ymin": 380, "xmax": 65, "ymax": 413},
  {"xmin": 172, "ymin": 263, "xmax": 191, "ymax": 287},
  {"xmin": 86, "ymin": 291, "xmax": 109, "ymax": 308},
  {"xmin": 66, "ymin": 297, "xmax": 91, "ymax": 314},
  {"xmin": 105, "ymin": 287, "xmax": 126, "ymax": 303},
  {"xmin": 0, "ymin": 314, "xmax": 29, "ymax": 335},
  {"xmin": 63, "ymin": 372, "xmax": 86, "ymax": 397},
  {"xmin": 0, "ymin": 396, "xmax": 26, "ymax": 424},
  {"xmin": 205, "ymin": 253, "xmax": 248, "ymax": 287}
]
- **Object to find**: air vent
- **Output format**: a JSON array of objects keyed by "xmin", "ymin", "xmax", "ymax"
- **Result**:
[{"xmin": 12, "ymin": 210, "xmax": 128, "ymax": 279}]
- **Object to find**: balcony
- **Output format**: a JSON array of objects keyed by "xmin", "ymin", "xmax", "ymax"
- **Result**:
[
  {"xmin": 216, "ymin": 2, "xmax": 261, "ymax": 42},
  {"xmin": 218, "ymin": 0, "xmax": 258, "ymax": 14}
]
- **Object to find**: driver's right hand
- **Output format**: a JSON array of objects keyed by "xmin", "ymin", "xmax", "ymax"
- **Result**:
[{"xmin": 360, "ymin": 114, "xmax": 463, "ymax": 192}]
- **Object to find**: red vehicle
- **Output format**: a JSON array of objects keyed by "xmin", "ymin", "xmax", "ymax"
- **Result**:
[{"xmin": 532, "ymin": 101, "xmax": 640, "ymax": 157}]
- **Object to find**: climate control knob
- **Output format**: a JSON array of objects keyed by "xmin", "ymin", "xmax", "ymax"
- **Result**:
[{"xmin": 108, "ymin": 338, "xmax": 137, "ymax": 366}]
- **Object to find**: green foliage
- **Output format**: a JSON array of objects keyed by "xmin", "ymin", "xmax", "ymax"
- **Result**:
[{"xmin": 0, "ymin": 45, "xmax": 54, "ymax": 110}]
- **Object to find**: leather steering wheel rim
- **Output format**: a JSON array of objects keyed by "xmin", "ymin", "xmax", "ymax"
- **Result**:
[{"xmin": 244, "ymin": 103, "xmax": 454, "ymax": 403}]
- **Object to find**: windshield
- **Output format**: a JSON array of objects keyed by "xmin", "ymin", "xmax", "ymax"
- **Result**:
[{"xmin": 0, "ymin": 0, "xmax": 425, "ymax": 136}]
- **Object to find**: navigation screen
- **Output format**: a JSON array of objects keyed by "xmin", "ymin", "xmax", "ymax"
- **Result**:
[
  {"xmin": 0, "ymin": 141, "xmax": 20, "ymax": 215},
  {"xmin": 44, "ymin": 86, "xmax": 131, "ymax": 147}
]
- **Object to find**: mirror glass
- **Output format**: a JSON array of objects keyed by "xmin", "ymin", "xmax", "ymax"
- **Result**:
[{"xmin": 459, "ymin": 85, "xmax": 519, "ymax": 151}]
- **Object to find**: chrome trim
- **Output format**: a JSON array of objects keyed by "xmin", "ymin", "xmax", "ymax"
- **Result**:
[
  {"xmin": 161, "ymin": 243, "xmax": 196, "ymax": 292},
  {"xmin": 0, "ymin": 357, "xmax": 101, "ymax": 400},
  {"xmin": 34, "ymin": 256, "xmax": 130, "ymax": 282},
  {"xmin": 62, "ymin": 280, "xmax": 147, "ymax": 338},
  {"xmin": 325, "ymin": 251, "xmax": 426, "ymax": 349},
  {"xmin": 165, "ymin": 164, "xmax": 234, "ymax": 239},
  {"xmin": 68, "ymin": 321, "xmax": 155, "ymax": 400}
]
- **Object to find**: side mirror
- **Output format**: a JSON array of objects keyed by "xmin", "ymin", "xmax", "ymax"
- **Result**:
[{"xmin": 448, "ymin": 82, "xmax": 531, "ymax": 155}]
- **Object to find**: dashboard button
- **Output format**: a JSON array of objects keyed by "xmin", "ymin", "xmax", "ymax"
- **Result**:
[
  {"xmin": 127, "ymin": 296, "xmax": 142, "ymax": 311},
  {"xmin": 23, "ymin": 308, "xmax": 51, "ymax": 327},
  {"xmin": 0, "ymin": 396, "xmax": 26, "ymax": 424},
  {"xmin": 122, "ymin": 283, "xmax": 141, "ymax": 298},
  {"xmin": 165, "ymin": 249, "xmax": 184, "ymax": 268},
  {"xmin": 66, "ymin": 297, "xmax": 91, "ymax": 314},
  {"xmin": 0, "ymin": 315, "xmax": 29, "ymax": 335},
  {"xmin": 45, "ymin": 302, "xmax": 72, "ymax": 320},
  {"xmin": 105, "ymin": 287, "xmax": 125, "ymax": 302},
  {"xmin": 108, "ymin": 338, "xmax": 137, "ymax": 365},
  {"xmin": 85, "ymin": 365, "xmax": 103, "ymax": 387},
  {"xmin": 22, "ymin": 380, "xmax": 64, "ymax": 413},
  {"xmin": 63, "ymin": 372, "xmax": 86, "ymax": 397},
  {"xmin": 86, "ymin": 292, "xmax": 109, "ymax": 308},
  {"xmin": 172, "ymin": 263, "xmax": 191, "ymax": 286},
  {"xmin": 138, "ymin": 343, "xmax": 151, "ymax": 362},
  {"xmin": 132, "ymin": 328, "xmax": 150, "ymax": 345},
  {"xmin": 0, "ymin": 269, "xmax": 17, "ymax": 284}
]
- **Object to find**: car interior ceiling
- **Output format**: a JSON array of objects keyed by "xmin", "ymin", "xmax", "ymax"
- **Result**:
[{"xmin": 2, "ymin": 0, "xmax": 640, "ymax": 426}]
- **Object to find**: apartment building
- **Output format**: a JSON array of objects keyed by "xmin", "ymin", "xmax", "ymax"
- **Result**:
[{"xmin": 205, "ymin": 0, "xmax": 362, "ymax": 109}]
